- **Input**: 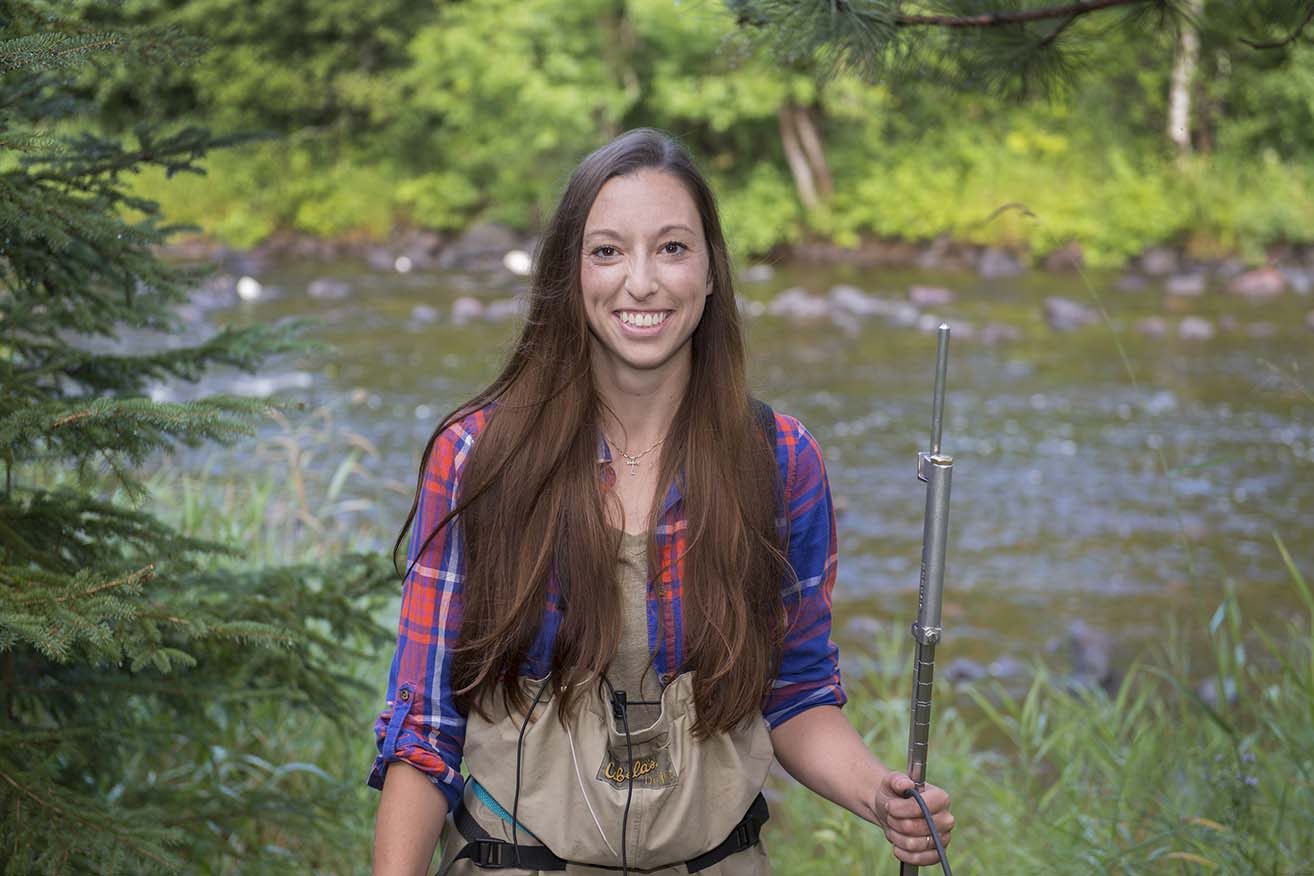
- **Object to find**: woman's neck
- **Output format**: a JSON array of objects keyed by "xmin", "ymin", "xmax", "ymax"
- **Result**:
[{"xmin": 592, "ymin": 352, "xmax": 689, "ymax": 452}]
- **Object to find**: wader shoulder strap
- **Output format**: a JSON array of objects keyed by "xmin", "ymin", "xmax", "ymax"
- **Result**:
[
  {"xmin": 447, "ymin": 792, "xmax": 769, "ymax": 873},
  {"xmin": 749, "ymin": 397, "xmax": 776, "ymax": 447}
]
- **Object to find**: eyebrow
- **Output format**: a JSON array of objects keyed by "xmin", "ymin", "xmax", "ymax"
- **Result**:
[{"xmin": 584, "ymin": 224, "xmax": 698, "ymax": 240}]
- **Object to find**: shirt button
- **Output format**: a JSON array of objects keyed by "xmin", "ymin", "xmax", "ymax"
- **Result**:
[{"xmin": 660, "ymin": 673, "xmax": 673, "ymax": 685}]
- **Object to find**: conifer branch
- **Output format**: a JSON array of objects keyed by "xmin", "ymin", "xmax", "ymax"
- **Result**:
[
  {"xmin": 1239, "ymin": 3, "xmax": 1314, "ymax": 49},
  {"xmin": 56, "ymin": 564, "xmax": 155, "ymax": 603},
  {"xmin": 0, "ymin": 769, "xmax": 174, "ymax": 866},
  {"xmin": 894, "ymin": 0, "xmax": 1150, "ymax": 28}
]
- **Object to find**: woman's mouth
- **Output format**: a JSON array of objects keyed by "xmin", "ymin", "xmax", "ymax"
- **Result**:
[{"xmin": 616, "ymin": 310, "xmax": 671, "ymax": 332}]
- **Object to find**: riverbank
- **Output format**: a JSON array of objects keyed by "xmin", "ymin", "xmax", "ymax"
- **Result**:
[
  {"xmin": 166, "ymin": 222, "xmax": 1314, "ymax": 348},
  {"xmin": 165, "ymin": 221, "xmax": 1314, "ymax": 297}
]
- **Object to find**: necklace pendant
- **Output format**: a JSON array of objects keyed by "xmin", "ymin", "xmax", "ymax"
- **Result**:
[{"xmin": 625, "ymin": 457, "xmax": 640, "ymax": 476}]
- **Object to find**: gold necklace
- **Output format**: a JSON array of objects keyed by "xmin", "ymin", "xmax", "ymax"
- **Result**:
[{"xmin": 605, "ymin": 434, "xmax": 665, "ymax": 476}]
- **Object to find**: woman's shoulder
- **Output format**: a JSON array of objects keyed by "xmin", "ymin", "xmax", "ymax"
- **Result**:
[
  {"xmin": 757, "ymin": 405, "xmax": 827, "ymax": 499},
  {"xmin": 762, "ymin": 407, "xmax": 824, "ymax": 460},
  {"xmin": 421, "ymin": 402, "xmax": 495, "ymax": 481}
]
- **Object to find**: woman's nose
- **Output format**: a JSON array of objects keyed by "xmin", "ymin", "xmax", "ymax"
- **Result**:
[{"xmin": 624, "ymin": 256, "xmax": 658, "ymax": 298}]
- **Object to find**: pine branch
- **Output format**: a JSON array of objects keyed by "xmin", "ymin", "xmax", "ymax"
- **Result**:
[
  {"xmin": 0, "ymin": 768, "xmax": 181, "ymax": 869},
  {"xmin": 1239, "ymin": 2, "xmax": 1314, "ymax": 49},
  {"xmin": 2, "ymin": 396, "xmax": 271, "ymax": 476},
  {"xmin": 0, "ymin": 32, "xmax": 128, "ymax": 73},
  {"xmin": 895, "ymin": 0, "xmax": 1151, "ymax": 28}
]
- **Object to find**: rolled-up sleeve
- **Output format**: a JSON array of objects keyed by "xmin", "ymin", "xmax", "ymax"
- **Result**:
[
  {"xmin": 367, "ymin": 412, "xmax": 482, "ymax": 811},
  {"xmin": 763, "ymin": 414, "xmax": 846, "ymax": 728}
]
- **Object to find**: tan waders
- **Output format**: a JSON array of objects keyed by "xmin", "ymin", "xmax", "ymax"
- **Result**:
[{"xmin": 438, "ymin": 672, "xmax": 774, "ymax": 874}]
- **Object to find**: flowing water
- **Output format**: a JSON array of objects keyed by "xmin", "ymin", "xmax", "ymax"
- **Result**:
[{"xmin": 184, "ymin": 257, "xmax": 1314, "ymax": 687}]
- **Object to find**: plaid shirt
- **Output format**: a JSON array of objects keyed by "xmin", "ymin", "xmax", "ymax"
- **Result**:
[{"xmin": 368, "ymin": 405, "xmax": 844, "ymax": 811}]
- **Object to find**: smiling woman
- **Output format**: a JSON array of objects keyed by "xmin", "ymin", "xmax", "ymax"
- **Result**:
[
  {"xmin": 581, "ymin": 171, "xmax": 711, "ymax": 383},
  {"xmin": 369, "ymin": 129, "xmax": 952, "ymax": 876}
]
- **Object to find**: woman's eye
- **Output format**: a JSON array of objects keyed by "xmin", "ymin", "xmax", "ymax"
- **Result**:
[
  {"xmin": 660, "ymin": 241, "xmax": 688, "ymax": 255},
  {"xmin": 592, "ymin": 245, "xmax": 619, "ymax": 258}
]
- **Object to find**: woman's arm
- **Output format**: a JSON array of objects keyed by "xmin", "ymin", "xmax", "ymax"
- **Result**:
[
  {"xmin": 371, "ymin": 412, "xmax": 487, "ymax": 871},
  {"xmin": 373, "ymin": 762, "xmax": 450, "ymax": 876},
  {"xmin": 770, "ymin": 705, "xmax": 954, "ymax": 869},
  {"xmin": 766, "ymin": 419, "xmax": 951, "ymax": 867}
]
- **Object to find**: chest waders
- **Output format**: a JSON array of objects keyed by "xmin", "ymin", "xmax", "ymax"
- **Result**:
[{"xmin": 438, "ymin": 673, "xmax": 774, "ymax": 875}]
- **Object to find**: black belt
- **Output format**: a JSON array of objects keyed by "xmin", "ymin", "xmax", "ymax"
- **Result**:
[{"xmin": 447, "ymin": 792, "xmax": 769, "ymax": 873}]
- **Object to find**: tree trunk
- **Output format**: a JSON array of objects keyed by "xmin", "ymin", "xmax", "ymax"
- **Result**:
[
  {"xmin": 778, "ymin": 103, "xmax": 818, "ymax": 210},
  {"xmin": 794, "ymin": 105, "xmax": 833, "ymax": 198},
  {"xmin": 1167, "ymin": 0, "xmax": 1203, "ymax": 155}
]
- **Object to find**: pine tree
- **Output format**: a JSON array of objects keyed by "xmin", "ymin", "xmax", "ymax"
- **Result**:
[
  {"xmin": 0, "ymin": 5, "xmax": 392, "ymax": 871},
  {"xmin": 729, "ymin": 0, "xmax": 1314, "ymax": 98}
]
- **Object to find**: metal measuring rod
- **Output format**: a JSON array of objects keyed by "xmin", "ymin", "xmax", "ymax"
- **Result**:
[{"xmin": 900, "ymin": 324, "xmax": 954, "ymax": 876}]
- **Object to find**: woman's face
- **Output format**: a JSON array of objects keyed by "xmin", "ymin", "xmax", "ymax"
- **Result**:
[{"xmin": 579, "ymin": 169, "xmax": 711, "ymax": 386}]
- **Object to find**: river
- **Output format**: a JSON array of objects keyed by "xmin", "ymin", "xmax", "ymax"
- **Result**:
[{"xmin": 187, "ymin": 256, "xmax": 1314, "ymax": 689}]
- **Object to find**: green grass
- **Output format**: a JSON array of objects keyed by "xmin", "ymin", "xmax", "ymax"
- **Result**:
[{"xmin": 775, "ymin": 551, "xmax": 1314, "ymax": 875}]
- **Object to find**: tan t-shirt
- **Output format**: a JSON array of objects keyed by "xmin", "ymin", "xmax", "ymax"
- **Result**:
[{"xmin": 608, "ymin": 529, "xmax": 663, "ymax": 729}]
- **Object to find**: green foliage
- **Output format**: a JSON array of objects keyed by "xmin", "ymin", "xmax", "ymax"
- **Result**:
[
  {"xmin": 0, "ymin": 5, "xmax": 394, "ymax": 871},
  {"xmin": 775, "ymin": 547, "xmax": 1314, "ymax": 873},
  {"xmin": 102, "ymin": 0, "xmax": 1314, "ymax": 266}
]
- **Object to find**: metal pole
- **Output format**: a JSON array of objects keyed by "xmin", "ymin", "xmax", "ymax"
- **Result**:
[{"xmin": 900, "ymin": 325, "xmax": 954, "ymax": 876}]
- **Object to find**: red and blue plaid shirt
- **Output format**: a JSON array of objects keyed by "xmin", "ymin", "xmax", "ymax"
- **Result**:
[{"xmin": 369, "ymin": 405, "xmax": 845, "ymax": 810}]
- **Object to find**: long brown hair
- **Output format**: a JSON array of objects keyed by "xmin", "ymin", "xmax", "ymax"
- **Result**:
[{"xmin": 394, "ymin": 129, "xmax": 790, "ymax": 735}]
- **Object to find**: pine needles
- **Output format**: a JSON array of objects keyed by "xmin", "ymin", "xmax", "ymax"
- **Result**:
[{"xmin": 0, "ymin": 6, "xmax": 396, "ymax": 872}]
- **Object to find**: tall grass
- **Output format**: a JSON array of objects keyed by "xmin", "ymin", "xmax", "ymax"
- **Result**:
[
  {"xmin": 774, "ymin": 539, "xmax": 1314, "ymax": 875},
  {"xmin": 129, "ymin": 407, "xmax": 402, "ymax": 873}
]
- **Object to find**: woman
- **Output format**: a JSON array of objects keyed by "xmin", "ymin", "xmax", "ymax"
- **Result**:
[{"xmin": 370, "ymin": 129, "xmax": 952, "ymax": 875}]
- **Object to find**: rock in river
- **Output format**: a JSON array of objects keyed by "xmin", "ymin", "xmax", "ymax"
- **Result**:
[
  {"xmin": 908, "ymin": 285, "xmax": 956, "ymax": 307},
  {"xmin": 236, "ymin": 275, "xmax": 263, "ymax": 302},
  {"xmin": 1228, "ymin": 267, "xmax": 1287, "ymax": 299},
  {"xmin": 1137, "ymin": 246, "xmax": 1179, "ymax": 276},
  {"xmin": 451, "ymin": 296, "xmax": 485, "ymax": 325},
  {"xmin": 981, "ymin": 322, "xmax": 1022, "ymax": 344},
  {"xmin": 307, "ymin": 278, "xmax": 351, "ymax": 300},
  {"xmin": 410, "ymin": 304, "xmax": 441, "ymax": 324},
  {"xmin": 1135, "ymin": 316, "xmax": 1168, "ymax": 337},
  {"xmin": 1044, "ymin": 296, "xmax": 1097, "ymax": 331},
  {"xmin": 828, "ymin": 285, "xmax": 890, "ymax": 317},
  {"xmin": 1164, "ymin": 273, "xmax": 1206, "ymax": 297},
  {"xmin": 978, "ymin": 247, "xmax": 1026, "ymax": 278},
  {"xmin": 1178, "ymin": 316, "xmax": 1216, "ymax": 340},
  {"xmin": 768, "ymin": 287, "xmax": 831, "ymax": 319}
]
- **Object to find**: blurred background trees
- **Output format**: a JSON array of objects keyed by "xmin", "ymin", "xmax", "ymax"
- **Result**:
[{"xmin": 67, "ymin": 0, "xmax": 1314, "ymax": 266}]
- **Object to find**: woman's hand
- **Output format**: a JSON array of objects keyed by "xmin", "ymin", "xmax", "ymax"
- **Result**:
[{"xmin": 874, "ymin": 771, "xmax": 954, "ymax": 868}]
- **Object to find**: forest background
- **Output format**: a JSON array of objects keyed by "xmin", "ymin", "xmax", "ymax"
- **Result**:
[
  {"xmin": 97, "ymin": 0, "xmax": 1314, "ymax": 267},
  {"xmin": 4, "ymin": 1, "xmax": 1314, "ymax": 874}
]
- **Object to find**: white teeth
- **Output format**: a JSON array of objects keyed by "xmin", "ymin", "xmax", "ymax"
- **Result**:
[{"xmin": 619, "ymin": 311, "xmax": 668, "ymax": 328}]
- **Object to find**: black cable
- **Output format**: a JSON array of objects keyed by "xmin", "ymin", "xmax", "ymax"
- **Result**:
[
  {"xmin": 901, "ymin": 786, "xmax": 952, "ymax": 876},
  {"xmin": 602, "ymin": 676, "xmax": 634, "ymax": 876},
  {"xmin": 510, "ymin": 677, "xmax": 551, "ymax": 867},
  {"xmin": 618, "ymin": 691, "xmax": 634, "ymax": 876}
]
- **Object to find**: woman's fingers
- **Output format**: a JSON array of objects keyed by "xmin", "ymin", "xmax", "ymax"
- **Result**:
[
  {"xmin": 877, "ymin": 773, "xmax": 954, "ymax": 866},
  {"xmin": 886, "ymin": 811, "xmax": 955, "ymax": 836},
  {"xmin": 885, "ymin": 822, "xmax": 953, "ymax": 851},
  {"xmin": 892, "ymin": 844, "xmax": 949, "ymax": 867},
  {"xmin": 886, "ymin": 830, "xmax": 951, "ymax": 866}
]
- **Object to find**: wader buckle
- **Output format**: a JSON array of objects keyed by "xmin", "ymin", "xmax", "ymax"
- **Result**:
[
  {"xmin": 472, "ymin": 839, "xmax": 508, "ymax": 867},
  {"xmin": 734, "ymin": 818, "xmax": 760, "ymax": 850}
]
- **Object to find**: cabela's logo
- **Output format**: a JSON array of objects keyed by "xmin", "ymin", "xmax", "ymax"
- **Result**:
[{"xmin": 595, "ymin": 749, "xmax": 678, "ymax": 790}]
